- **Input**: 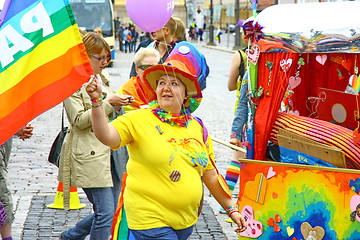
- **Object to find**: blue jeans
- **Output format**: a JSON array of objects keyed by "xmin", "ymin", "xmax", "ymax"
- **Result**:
[
  {"xmin": 62, "ymin": 161, "xmax": 120, "ymax": 240},
  {"xmin": 130, "ymin": 225, "xmax": 194, "ymax": 240},
  {"xmin": 231, "ymin": 80, "xmax": 248, "ymax": 140}
]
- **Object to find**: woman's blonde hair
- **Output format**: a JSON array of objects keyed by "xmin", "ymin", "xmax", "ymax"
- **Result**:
[
  {"xmin": 173, "ymin": 17, "xmax": 186, "ymax": 41},
  {"xmin": 133, "ymin": 48, "xmax": 160, "ymax": 67},
  {"xmin": 82, "ymin": 32, "xmax": 110, "ymax": 57}
]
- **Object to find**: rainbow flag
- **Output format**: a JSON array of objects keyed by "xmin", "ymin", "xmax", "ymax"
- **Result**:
[{"xmin": 0, "ymin": 0, "xmax": 92, "ymax": 145}]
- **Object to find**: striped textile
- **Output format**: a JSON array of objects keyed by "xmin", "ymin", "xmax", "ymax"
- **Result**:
[
  {"xmin": 0, "ymin": 0, "xmax": 92, "ymax": 145},
  {"xmin": 270, "ymin": 112, "xmax": 360, "ymax": 169},
  {"xmin": 225, "ymin": 160, "xmax": 240, "ymax": 191}
]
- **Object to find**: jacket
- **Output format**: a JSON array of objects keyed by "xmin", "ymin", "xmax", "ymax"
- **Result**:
[{"xmin": 58, "ymin": 71, "xmax": 118, "ymax": 208}]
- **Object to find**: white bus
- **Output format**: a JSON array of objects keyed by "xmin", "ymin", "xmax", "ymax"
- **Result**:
[{"xmin": 70, "ymin": 0, "xmax": 115, "ymax": 65}]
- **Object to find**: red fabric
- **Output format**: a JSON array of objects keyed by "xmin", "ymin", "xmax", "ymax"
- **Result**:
[
  {"xmin": 254, "ymin": 52, "xmax": 353, "ymax": 160},
  {"xmin": 120, "ymin": 76, "xmax": 156, "ymax": 109}
]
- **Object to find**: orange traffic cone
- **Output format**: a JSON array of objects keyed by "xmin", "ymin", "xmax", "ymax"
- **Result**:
[{"xmin": 47, "ymin": 182, "xmax": 86, "ymax": 210}]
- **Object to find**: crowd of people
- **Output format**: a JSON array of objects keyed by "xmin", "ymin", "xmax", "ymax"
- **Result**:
[{"xmin": 1, "ymin": 16, "xmax": 250, "ymax": 240}]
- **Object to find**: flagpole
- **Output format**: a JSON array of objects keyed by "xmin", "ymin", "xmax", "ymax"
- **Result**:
[{"xmin": 211, "ymin": 136, "xmax": 246, "ymax": 153}]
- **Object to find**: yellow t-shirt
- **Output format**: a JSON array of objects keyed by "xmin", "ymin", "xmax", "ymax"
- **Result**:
[{"xmin": 110, "ymin": 109, "xmax": 215, "ymax": 230}]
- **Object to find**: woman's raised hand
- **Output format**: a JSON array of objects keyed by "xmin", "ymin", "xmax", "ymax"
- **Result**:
[{"xmin": 86, "ymin": 76, "xmax": 102, "ymax": 100}]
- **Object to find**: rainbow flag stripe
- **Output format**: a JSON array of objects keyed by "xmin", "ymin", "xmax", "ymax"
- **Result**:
[{"xmin": 0, "ymin": 0, "xmax": 92, "ymax": 145}]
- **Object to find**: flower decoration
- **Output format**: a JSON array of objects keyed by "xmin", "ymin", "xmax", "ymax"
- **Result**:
[
  {"xmin": 149, "ymin": 100, "xmax": 193, "ymax": 127},
  {"xmin": 243, "ymin": 20, "xmax": 264, "ymax": 42}
]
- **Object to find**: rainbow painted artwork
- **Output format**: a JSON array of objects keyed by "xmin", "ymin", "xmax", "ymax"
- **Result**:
[
  {"xmin": 0, "ymin": 0, "xmax": 92, "ymax": 145},
  {"xmin": 238, "ymin": 159, "xmax": 360, "ymax": 240}
]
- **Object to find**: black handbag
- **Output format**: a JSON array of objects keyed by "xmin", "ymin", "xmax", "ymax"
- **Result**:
[{"xmin": 48, "ymin": 106, "xmax": 68, "ymax": 167}]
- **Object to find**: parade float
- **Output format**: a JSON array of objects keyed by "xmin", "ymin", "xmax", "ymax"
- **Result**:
[{"xmin": 237, "ymin": 2, "xmax": 360, "ymax": 239}]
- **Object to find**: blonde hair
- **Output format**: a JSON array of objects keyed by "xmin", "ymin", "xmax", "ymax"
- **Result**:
[
  {"xmin": 133, "ymin": 48, "xmax": 160, "ymax": 67},
  {"xmin": 173, "ymin": 17, "xmax": 186, "ymax": 41},
  {"xmin": 82, "ymin": 32, "xmax": 110, "ymax": 56},
  {"xmin": 93, "ymin": 27, "xmax": 102, "ymax": 35},
  {"xmin": 164, "ymin": 17, "xmax": 176, "ymax": 35}
]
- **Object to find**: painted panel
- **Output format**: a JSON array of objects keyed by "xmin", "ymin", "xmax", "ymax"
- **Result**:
[{"xmin": 238, "ymin": 159, "xmax": 360, "ymax": 240}]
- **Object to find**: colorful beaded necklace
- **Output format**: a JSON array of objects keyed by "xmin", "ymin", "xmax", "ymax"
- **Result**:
[{"xmin": 149, "ymin": 100, "xmax": 192, "ymax": 127}]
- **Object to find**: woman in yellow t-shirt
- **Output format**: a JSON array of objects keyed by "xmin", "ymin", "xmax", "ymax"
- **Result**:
[{"xmin": 85, "ymin": 50, "xmax": 247, "ymax": 239}]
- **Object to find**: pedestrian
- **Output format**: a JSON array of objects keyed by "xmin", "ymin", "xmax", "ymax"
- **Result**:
[
  {"xmin": 129, "ymin": 17, "xmax": 176, "ymax": 78},
  {"xmin": 85, "ymin": 50, "xmax": 247, "ymax": 239},
  {"xmin": 216, "ymin": 27, "xmax": 222, "ymax": 44},
  {"xmin": 0, "ymin": 123, "xmax": 33, "ymax": 240},
  {"xmin": 58, "ymin": 32, "xmax": 133, "ymax": 240},
  {"xmin": 130, "ymin": 26, "xmax": 139, "ymax": 53},
  {"xmin": 118, "ymin": 25, "xmax": 124, "ymax": 52},
  {"xmin": 122, "ymin": 26, "xmax": 132, "ymax": 53},
  {"xmin": 222, "ymin": 20, "xmax": 250, "ymax": 212},
  {"xmin": 118, "ymin": 47, "xmax": 160, "ymax": 112}
]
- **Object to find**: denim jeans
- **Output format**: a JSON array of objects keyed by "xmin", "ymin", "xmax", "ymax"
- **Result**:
[
  {"xmin": 130, "ymin": 225, "xmax": 194, "ymax": 240},
  {"xmin": 231, "ymin": 80, "xmax": 248, "ymax": 140},
  {"xmin": 62, "ymin": 160, "xmax": 120, "ymax": 240}
]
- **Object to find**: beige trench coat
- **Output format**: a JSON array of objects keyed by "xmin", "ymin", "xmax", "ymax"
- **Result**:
[{"xmin": 58, "ymin": 72, "xmax": 118, "ymax": 209}]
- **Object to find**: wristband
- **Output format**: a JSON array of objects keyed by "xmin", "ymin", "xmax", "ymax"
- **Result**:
[
  {"xmin": 225, "ymin": 205, "xmax": 238, "ymax": 217},
  {"xmin": 91, "ymin": 95, "xmax": 105, "ymax": 102},
  {"xmin": 92, "ymin": 101, "xmax": 103, "ymax": 107}
]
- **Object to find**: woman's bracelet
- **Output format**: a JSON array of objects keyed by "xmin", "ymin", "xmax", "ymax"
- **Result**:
[
  {"xmin": 226, "ymin": 205, "xmax": 239, "ymax": 217},
  {"xmin": 91, "ymin": 95, "xmax": 105, "ymax": 102},
  {"xmin": 91, "ymin": 101, "xmax": 103, "ymax": 107}
]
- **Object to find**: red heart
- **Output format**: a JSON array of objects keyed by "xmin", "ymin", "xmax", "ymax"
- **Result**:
[
  {"xmin": 272, "ymin": 192, "xmax": 278, "ymax": 199},
  {"xmin": 330, "ymin": 56, "xmax": 343, "ymax": 64},
  {"xmin": 292, "ymin": 238, "xmax": 297, "ymax": 240},
  {"xmin": 274, "ymin": 223, "xmax": 281, "ymax": 232},
  {"xmin": 353, "ymin": 128, "xmax": 360, "ymax": 144},
  {"xmin": 275, "ymin": 214, "xmax": 281, "ymax": 223},
  {"xmin": 342, "ymin": 59, "xmax": 352, "ymax": 71},
  {"xmin": 267, "ymin": 217, "xmax": 274, "ymax": 227}
]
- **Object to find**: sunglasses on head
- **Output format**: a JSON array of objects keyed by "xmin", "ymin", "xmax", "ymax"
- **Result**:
[{"xmin": 138, "ymin": 65, "xmax": 154, "ymax": 71}]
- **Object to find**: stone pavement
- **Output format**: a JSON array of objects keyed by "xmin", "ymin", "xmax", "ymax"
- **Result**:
[{"xmin": 8, "ymin": 42, "xmax": 241, "ymax": 240}]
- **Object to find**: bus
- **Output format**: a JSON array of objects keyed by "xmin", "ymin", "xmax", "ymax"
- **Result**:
[{"xmin": 69, "ymin": 0, "xmax": 115, "ymax": 66}]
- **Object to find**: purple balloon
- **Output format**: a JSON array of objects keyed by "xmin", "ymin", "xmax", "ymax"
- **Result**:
[{"xmin": 126, "ymin": 0, "xmax": 174, "ymax": 33}]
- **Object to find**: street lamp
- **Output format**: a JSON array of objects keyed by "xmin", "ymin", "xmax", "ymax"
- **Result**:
[
  {"xmin": 207, "ymin": 0, "xmax": 216, "ymax": 46},
  {"xmin": 234, "ymin": 0, "xmax": 241, "ymax": 49}
]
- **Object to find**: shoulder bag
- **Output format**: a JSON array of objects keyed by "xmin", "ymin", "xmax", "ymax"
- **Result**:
[{"xmin": 48, "ymin": 106, "xmax": 68, "ymax": 167}]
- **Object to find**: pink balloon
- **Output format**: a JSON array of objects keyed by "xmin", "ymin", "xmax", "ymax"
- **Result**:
[{"xmin": 126, "ymin": 0, "xmax": 174, "ymax": 33}]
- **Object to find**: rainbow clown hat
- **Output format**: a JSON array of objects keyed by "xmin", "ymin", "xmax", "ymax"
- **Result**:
[{"xmin": 143, "ymin": 42, "xmax": 208, "ymax": 113}]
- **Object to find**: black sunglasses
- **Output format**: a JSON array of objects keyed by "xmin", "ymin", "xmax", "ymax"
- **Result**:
[{"xmin": 138, "ymin": 65, "xmax": 154, "ymax": 71}]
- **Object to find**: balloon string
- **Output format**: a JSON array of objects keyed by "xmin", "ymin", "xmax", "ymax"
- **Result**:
[{"xmin": 158, "ymin": 28, "xmax": 188, "ymax": 123}]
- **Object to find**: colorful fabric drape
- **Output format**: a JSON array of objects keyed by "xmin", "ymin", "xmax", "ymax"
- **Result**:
[
  {"xmin": 271, "ymin": 112, "xmax": 360, "ymax": 169},
  {"xmin": 253, "ymin": 52, "xmax": 351, "ymax": 160},
  {"xmin": 0, "ymin": 0, "xmax": 92, "ymax": 145}
]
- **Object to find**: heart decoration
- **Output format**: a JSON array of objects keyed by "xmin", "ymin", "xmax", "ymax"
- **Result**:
[
  {"xmin": 288, "ymin": 76, "xmax": 302, "ymax": 90},
  {"xmin": 330, "ymin": 56, "xmax": 343, "ymax": 64},
  {"xmin": 349, "ymin": 178, "xmax": 360, "ymax": 194},
  {"xmin": 342, "ymin": 59, "xmax": 352, "ymax": 71},
  {"xmin": 266, "ymin": 61, "xmax": 274, "ymax": 70},
  {"xmin": 316, "ymin": 54, "xmax": 327, "ymax": 65},
  {"xmin": 353, "ymin": 128, "xmax": 360, "ymax": 144},
  {"xmin": 246, "ymin": 45, "xmax": 260, "ymax": 65},
  {"xmin": 268, "ymin": 213, "xmax": 282, "ymax": 232},
  {"xmin": 350, "ymin": 195, "xmax": 360, "ymax": 222},
  {"xmin": 297, "ymin": 57, "xmax": 305, "ymax": 66},
  {"xmin": 300, "ymin": 222, "xmax": 325, "ymax": 240},
  {"xmin": 244, "ymin": 173, "xmax": 267, "ymax": 204},
  {"xmin": 272, "ymin": 192, "xmax": 278, "ymax": 199},
  {"xmin": 287, "ymin": 226, "xmax": 295, "ymax": 237},
  {"xmin": 267, "ymin": 166, "xmax": 276, "ymax": 179},
  {"xmin": 280, "ymin": 59, "xmax": 292, "ymax": 72}
]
